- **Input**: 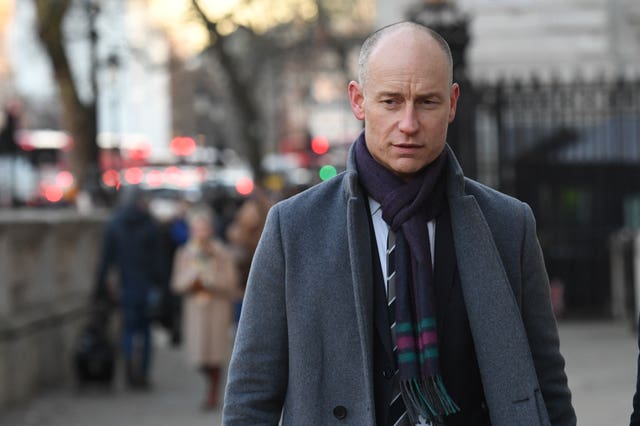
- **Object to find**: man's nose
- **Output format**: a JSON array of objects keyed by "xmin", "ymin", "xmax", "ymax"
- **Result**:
[{"xmin": 398, "ymin": 105, "xmax": 419, "ymax": 134}]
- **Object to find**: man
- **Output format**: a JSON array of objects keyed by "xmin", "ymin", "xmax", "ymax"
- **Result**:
[
  {"xmin": 95, "ymin": 187, "xmax": 161, "ymax": 389},
  {"xmin": 223, "ymin": 22, "xmax": 575, "ymax": 425}
]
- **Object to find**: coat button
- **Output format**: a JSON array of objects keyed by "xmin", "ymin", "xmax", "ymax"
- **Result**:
[{"xmin": 333, "ymin": 405, "xmax": 347, "ymax": 420}]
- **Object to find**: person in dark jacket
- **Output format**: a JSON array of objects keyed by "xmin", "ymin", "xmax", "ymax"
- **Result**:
[{"xmin": 95, "ymin": 187, "xmax": 161, "ymax": 389}]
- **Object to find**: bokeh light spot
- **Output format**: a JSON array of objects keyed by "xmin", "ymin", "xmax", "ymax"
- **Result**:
[
  {"xmin": 44, "ymin": 186, "xmax": 63, "ymax": 203},
  {"xmin": 236, "ymin": 177, "xmax": 254, "ymax": 196},
  {"xmin": 124, "ymin": 167, "xmax": 144, "ymax": 185},
  {"xmin": 311, "ymin": 136, "xmax": 330, "ymax": 155},
  {"xmin": 56, "ymin": 171, "xmax": 74, "ymax": 189},
  {"xmin": 102, "ymin": 169, "xmax": 120, "ymax": 188},
  {"xmin": 319, "ymin": 165, "xmax": 337, "ymax": 181},
  {"xmin": 146, "ymin": 169, "xmax": 164, "ymax": 187}
]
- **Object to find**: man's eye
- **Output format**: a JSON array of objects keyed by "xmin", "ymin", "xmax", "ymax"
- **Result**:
[{"xmin": 382, "ymin": 99, "xmax": 397, "ymax": 105}]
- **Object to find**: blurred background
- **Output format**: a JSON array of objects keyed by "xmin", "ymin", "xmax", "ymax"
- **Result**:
[{"xmin": 0, "ymin": 0, "xmax": 639, "ymax": 424}]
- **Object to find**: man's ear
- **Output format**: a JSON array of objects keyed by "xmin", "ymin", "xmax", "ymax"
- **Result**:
[
  {"xmin": 448, "ymin": 82, "xmax": 460, "ymax": 123},
  {"xmin": 348, "ymin": 81, "xmax": 365, "ymax": 121}
]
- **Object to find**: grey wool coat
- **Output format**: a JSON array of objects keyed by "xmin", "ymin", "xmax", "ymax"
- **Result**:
[{"xmin": 223, "ymin": 145, "xmax": 576, "ymax": 426}]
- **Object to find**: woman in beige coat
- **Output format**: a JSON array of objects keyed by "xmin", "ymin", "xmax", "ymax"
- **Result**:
[{"xmin": 171, "ymin": 206, "xmax": 239, "ymax": 409}]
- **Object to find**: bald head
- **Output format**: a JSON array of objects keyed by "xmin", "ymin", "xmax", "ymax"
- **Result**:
[{"xmin": 357, "ymin": 22, "xmax": 453, "ymax": 87}]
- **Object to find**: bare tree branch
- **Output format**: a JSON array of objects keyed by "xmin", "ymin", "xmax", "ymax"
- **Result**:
[
  {"xmin": 34, "ymin": 0, "xmax": 100, "ymax": 197},
  {"xmin": 191, "ymin": 0, "xmax": 264, "ymax": 179},
  {"xmin": 187, "ymin": 0, "xmax": 368, "ymax": 181}
]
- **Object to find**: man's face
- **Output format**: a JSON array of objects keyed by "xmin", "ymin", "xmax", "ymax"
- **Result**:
[{"xmin": 349, "ymin": 29, "xmax": 460, "ymax": 179}]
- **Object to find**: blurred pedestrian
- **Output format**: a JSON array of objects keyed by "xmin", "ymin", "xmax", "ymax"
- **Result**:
[
  {"xmin": 226, "ymin": 187, "xmax": 272, "ymax": 289},
  {"xmin": 0, "ymin": 101, "xmax": 20, "ymax": 206},
  {"xmin": 171, "ymin": 205, "xmax": 240, "ymax": 409},
  {"xmin": 226, "ymin": 188, "xmax": 272, "ymax": 322},
  {"xmin": 170, "ymin": 198, "xmax": 191, "ymax": 246},
  {"xmin": 155, "ymin": 198, "xmax": 191, "ymax": 346},
  {"xmin": 224, "ymin": 22, "xmax": 575, "ymax": 425},
  {"xmin": 95, "ymin": 186, "xmax": 161, "ymax": 390}
]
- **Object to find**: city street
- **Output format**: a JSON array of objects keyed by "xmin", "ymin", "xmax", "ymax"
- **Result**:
[{"xmin": 0, "ymin": 320, "xmax": 637, "ymax": 425}]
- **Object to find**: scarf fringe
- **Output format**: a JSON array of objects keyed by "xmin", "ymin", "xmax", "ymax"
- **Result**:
[{"xmin": 400, "ymin": 375, "xmax": 461, "ymax": 423}]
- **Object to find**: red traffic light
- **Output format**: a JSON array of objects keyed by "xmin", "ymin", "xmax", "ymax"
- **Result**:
[
  {"xmin": 170, "ymin": 136, "xmax": 196, "ymax": 157},
  {"xmin": 311, "ymin": 136, "xmax": 330, "ymax": 155}
]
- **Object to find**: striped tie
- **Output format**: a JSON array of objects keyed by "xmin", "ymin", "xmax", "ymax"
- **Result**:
[{"xmin": 386, "ymin": 230, "xmax": 408, "ymax": 425}]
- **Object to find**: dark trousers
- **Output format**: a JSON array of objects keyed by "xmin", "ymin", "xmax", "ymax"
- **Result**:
[{"xmin": 121, "ymin": 302, "xmax": 152, "ymax": 381}]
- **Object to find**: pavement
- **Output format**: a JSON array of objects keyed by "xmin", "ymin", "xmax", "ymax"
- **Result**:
[
  {"xmin": 0, "ymin": 320, "xmax": 636, "ymax": 426},
  {"xmin": 559, "ymin": 319, "xmax": 637, "ymax": 425}
]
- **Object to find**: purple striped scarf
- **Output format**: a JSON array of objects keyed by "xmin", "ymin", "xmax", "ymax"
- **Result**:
[{"xmin": 354, "ymin": 133, "xmax": 460, "ymax": 424}]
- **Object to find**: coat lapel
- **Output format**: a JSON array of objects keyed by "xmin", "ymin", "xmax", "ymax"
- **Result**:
[
  {"xmin": 448, "ymin": 196, "xmax": 536, "ymax": 414},
  {"xmin": 444, "ymin": 147, "xmax": 542, "ymax": 423},
  {"xmin": 344, "ymin": 169, "xmax": 376, "ymax": 417}
]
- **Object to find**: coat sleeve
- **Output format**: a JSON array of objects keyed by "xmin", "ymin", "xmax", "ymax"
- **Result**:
[
  {"xmin": 223, "ymin": 205, "xmax": 288, "ymax": 425},
  {"xmin": 519, "ymin": 203, "xmax": 576, "ymax": 425}
]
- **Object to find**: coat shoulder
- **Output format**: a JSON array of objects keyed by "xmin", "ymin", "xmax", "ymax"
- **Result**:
[
  {"xmin": 463, "ymin": 178, "xmax": 527, "ymax": 220},
  {"xmin": 275, "ymin": 173, "xmax": 350, "ymax": 220},
  {"xmin": 464, "ymin": 178, "xmax": 523, "ymax": 210}
]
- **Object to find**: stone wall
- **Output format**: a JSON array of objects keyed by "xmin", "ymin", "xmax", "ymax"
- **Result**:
[{"xmin": 0, "ymin": 209, "xmax": 108, "ymax": 408}]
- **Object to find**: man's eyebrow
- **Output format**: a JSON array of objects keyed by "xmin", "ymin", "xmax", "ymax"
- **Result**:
[
  {"xmin": 417, "ymin": 93, "xmax": 446, "ymax": 101},
  {"xmin": 375, "ymin": 91, "xmax": 401, "ymax": 98},
  {"xmin": 374, "ymin": 90, "xmax": 443, "ymax": 99}
]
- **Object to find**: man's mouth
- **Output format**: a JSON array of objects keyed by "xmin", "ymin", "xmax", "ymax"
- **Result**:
[{"xmin": 392, "ymin": 143, "xmax": 422, "ymax": 151}]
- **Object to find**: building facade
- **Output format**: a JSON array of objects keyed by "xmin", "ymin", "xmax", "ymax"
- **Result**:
[{"xmin": 6, "ymin": 0, "xmax": 171, "ymax": 162}]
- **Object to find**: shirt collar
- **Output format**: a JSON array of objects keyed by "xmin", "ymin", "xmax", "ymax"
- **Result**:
[{"xmin": 368, "ymin": 197, "xmax": 382, "ymax": 217}]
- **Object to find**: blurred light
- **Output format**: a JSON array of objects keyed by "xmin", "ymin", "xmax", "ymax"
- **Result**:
[
  {"xmin": 196, "ymin": 166, "xmax": 207, "ymax": 182},
  {"xmin": 164, "ymin": 166, "xmax": 182, "ymax": 186},
  {"xmin": 124, "ymin": 167, "xmax": 144, "ymax": 185},
  {"xmin": 127, "ymin": 142, "xmax": 151, "ymax": 161},
  {"xmin": 102, "ymin": 169, "xmax": 120, "ymax": 187},
  {"xmin": 18, "ymin": 130, "xmax": 72, "ymax": 151},
  {"xmin": 178, "ymin": 171, "xmax": 193, "ymax": 188},
  {"xmin": 235, "ymin": 177, "xmax": 254, "ymax": 196},
  {"xmin": 146, "ymin": 169, "xmax": 164, "ymax": 187},
  {"xmin": 44, "ymin": 186, "xmax": 63, "ymax": 203},
  {"xmin": 19, "ymin": 140, "xmax": 35, "ymax": 151},
  {"xmin": 311, "ymin": 136, "xmax": 330, "ymax": 155},
  {"xmin": 170, "ymin": 136, "xmax": 196, "ymax": 157},
  {"xmin": 61, "ymin": 135, "xmax": 74, "ymax": 152},
  {"xmin": 319, "ymin": 165, "xmax": 338, "ymax": 181},
  {"xmin": 264, "ymin": 174, "xmax": 284, "ymax": 192},
  {"xmin": 55, "ymin": 171, "xmax": 74, "ymax": 189}
]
